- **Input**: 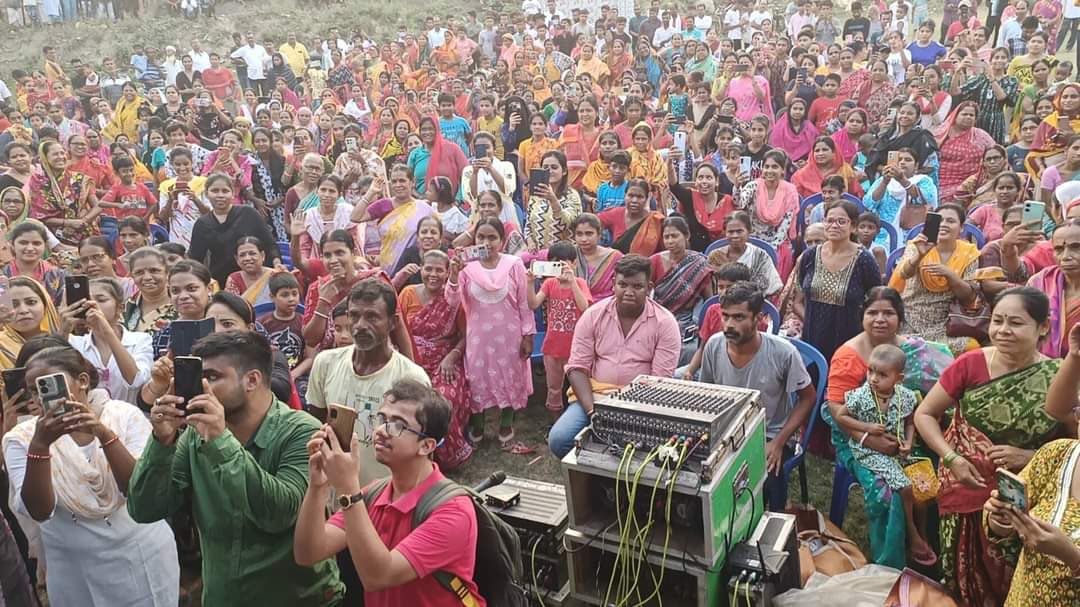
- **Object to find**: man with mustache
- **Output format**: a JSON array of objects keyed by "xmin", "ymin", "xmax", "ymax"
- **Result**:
[
  {"xmin": 306, "ymin": 278, "xmax": 430, "ymax": 485},
  {"xmin": 548, "ymin": 255, "xmax": 682, "ymax": 459},
  {"xmin": 698, "ymin": 282, "xmax": 816, "ymax": 511}
]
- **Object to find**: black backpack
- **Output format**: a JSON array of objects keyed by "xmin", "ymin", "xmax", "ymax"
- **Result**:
[{"xmin": 364, "ymin": 477, "xmax": 527, "ymax": 607}]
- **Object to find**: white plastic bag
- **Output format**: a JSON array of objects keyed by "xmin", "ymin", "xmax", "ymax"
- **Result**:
[{"xmin": 772, "ymin": 564, "xmax": 902, "ymax": 607}]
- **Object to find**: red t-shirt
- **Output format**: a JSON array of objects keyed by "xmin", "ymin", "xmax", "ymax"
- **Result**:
[
  {"xmin": 808, "ymin": 96, "xmax": 844, "ymax": 132},
  {"xmin": 327, "ymin": 466, "xmax": 484, "ymax": 607},
  {"xmin": 540, "ymin": 276, "xmax": 592, "ymax": 358},
  {"xmin": 102, "ymin": 182, "xmax": 157, "ymax": 218}
]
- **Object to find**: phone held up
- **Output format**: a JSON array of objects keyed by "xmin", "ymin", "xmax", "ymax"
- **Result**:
[
  {"xmin": 36, "ymin": 372, "xmax": 70, "ymax": 416},
  {"xmin": 64, "ymin": 275, "xmax": 90, "ymax": 319},
  {"xmin": 173, "ymin": 356, "xmax": 203, "ymax": 413},
  {"xmin": 923, "ymin": 212, "xmax": 943, "ymax": 244},
  {"xmin": 996, "ymin": 468, "xmax": 1028, "ymax": 512},
  {"xmin": 327, "ymin": 404, "xmax": 358, "ymax": 452}
]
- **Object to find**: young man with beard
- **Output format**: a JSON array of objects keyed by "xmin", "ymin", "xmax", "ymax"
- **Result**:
[
  {"xmin": 128, "ymin": 331, "xmax": 344, "ymax": 605},
  {"xmin": 547, "ymin": 255, "xmax": 682, "ymax": 458},
  {"xmin": 698, "ymin": 282, "xmax": 815, "ymax": 511},
  {"xmin": 294, "ymin": 379, "xmax": 484, "ymax": 606},
  {"xmin": 306, "ymin": 279, "xmax": 429, "ymax": 485}
]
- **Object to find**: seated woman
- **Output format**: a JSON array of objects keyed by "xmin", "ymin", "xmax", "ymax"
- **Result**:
[
  {"xmin": 650, "ymin": 216, "xmax": 713, "ymax": 364},
  {"xmin": 979, "ymin": 206, "xmax": 1042, "ymax": 300},
  {"xmin": 738, "ymin": 150, "xmax": 800, "ymax": 279},
  {"xmin": 954, "ymin": 145, "xmax": 1010, "ymax": 210},
  {"xmin": 889, "ymin": 203, "xmax": 981, "ymax": 355},
  {"xmin": 863, "ymin": 147, "xmax": 939, "ymax": 250},
  {"xmin": 1, "ymin": 220, "xmax": 67, "ymax": 306},
  {"xmin": 1, "ymin": 345, "xmax": 179, "ymax": 607},
  {"xmin": 0, "ymin": 186, "xmax": 69, "ymax": 264},
  {"xmin": 704, "ymin": 211, "xmax": 782, "ymax": 299},
  {"xmin": 667, "ymin": 153, "xmax": 734, "ymax": 252},
  {"xmin": 66, "ymin": 277, "xmax": 153, "ymax": 405},
  {"xmin": 791, "ymin": 136, "xmax": 864, "ymax": 200},
  {"xmin": 1024, "ymin": 83, "xmax": 1080, "ymax": 177},
  {"xmin": 968, "ymin": 172, "xmax": 1025, "ymax": 243},
  {"xmin": 571, "ymin": 213, "xmax": 622, "ymax": 301},
  {"xmin": 914, "ymin": 287, "xmax": 1060, "ymax": 607},
  {"xmin": 391, "ymin": 215, "xmax": 446, "ymax": 290},
  {"xmin": 597, "ymin": 178, "xmax": 664, "ymax": 257},
  {"xmin": 825, "ymin": 287, "xmax": 953, "ymax": 569},
  {"xmin": 223, "ymin": 237, "xmax": 276, "ymax": 308},
  {"xmin": 1027, "ymin": 220, "xmax": 1080, "ymax": 358},
  {"xmin": 452, "ymin": 190, "xmax": 526, "ymax": 256}
]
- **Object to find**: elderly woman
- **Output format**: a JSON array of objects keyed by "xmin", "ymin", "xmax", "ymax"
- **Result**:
[
  {"xmin": 1027, "ymin": 220, "xmax": 1080, "ymax": 358},
  {"xmin": 935, "ymin": 102, "xmax": 997, "ymax": 202},
  {"xmin": 705, "ymin": 211, "xmax": 782, "ymax": 298},
  {"xmin": 825, "ymin": 287, "xmax": 954, "ymax": 568},
  {"xmin": 888, "ymin": 203, "xmax": 980, "ymax": 355},
  {"xmin": 915, "ymin": 287, "xmax": 1061, "ymax": 607}
]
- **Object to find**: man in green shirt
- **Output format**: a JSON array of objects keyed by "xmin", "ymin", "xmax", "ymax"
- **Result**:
[{"xmin": 127, "ymin": 331, "xmax": 343, "ymax": 606}]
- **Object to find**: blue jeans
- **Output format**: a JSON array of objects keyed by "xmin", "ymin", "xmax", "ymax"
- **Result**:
[{"xmin": 548, "ymin": 401, "xmax": 589, "ymax": 459}]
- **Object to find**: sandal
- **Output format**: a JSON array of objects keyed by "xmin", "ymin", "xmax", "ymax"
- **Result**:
[
  {"xmin": 910, "ymin": 547, "xmax": 938, "ymax": 567},
  {"xmin": 501, "ymin": 441, "xmax": 537, "ymax": 455},
  {"xmin": 468, "ymin": 429, "xmax": 484, "ymax": 444},
  {"xmin": 497, "ymin": 429, "xmax": 515, "ymax": 446}
]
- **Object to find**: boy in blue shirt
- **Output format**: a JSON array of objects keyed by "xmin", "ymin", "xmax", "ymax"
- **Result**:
[
  {"xmin": 437, "ymin": 92, "xmax": 471, "ymax": 156},
  {"xmin": 596, "ymin": 151, "xmax": 630, "ymax": 213}
]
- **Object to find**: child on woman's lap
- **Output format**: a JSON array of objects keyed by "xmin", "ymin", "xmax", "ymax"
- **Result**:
[{"xmin": 839, "ymin": 343, "xmax": 936, "ymax": 565}]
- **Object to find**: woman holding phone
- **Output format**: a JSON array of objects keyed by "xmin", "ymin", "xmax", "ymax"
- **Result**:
[
  {"xmin": 863, "ymin": 147, "xmax": 938, "ymax": 248},
  {"xmin": 2, "ymin": 345, "xmax": 179, "ymax": 606},
  {"xmin": 915, "ymin": 287, "xmax": 1060, "ymax": 607}
]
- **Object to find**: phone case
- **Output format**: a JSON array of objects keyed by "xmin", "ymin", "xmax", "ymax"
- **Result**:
[
  {"xmin": 997, "ymin": 469, "xmax": 1028, "ymax": 511},
  {"xmin": 533, "ymin": 261, "xmax": 563, "ymax": 278},
  {"xmin": 36, "ymin": 373, "xmax": 69, "ymax": 415},
  {"xmin": 173, "ymin": 356, "xmax": 203, "ymax": 407},
  {"xmin": 65, "ymin": 275, "xmax": 90, "ymax": 318},
  {"xmin": 327, "ymin": 404, "xmax": 358, "ymax": 452}
]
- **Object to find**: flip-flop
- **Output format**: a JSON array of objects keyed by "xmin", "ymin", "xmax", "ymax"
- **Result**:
[
  {"xmin": 911, "ymin": 548, "xmax": 938, "ymax": 567},
  {"xmin": 501, "ymin": 441, "xmax": 536, "ymax": 455},
  {"xmin": 468, "ymin": 429, "xmax": 484, "ymax": 444}
]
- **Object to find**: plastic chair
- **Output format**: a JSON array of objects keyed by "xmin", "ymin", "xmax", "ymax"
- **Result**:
[
  {"xmin": 797, "ymin": 193, "xmax": 865, "ymax": 235},
  {"xmin": 829, "ymin": 458, "xmax": 859, "ymax": 527},
  {"xmin": 697, "ymin": 295, "xmax": 719, "ymax": 328},
  {"xmin": 150, "ymin": 224, "xmax": 170, "ymax": 245},
  {"xmin": 277, "ymin": 241, "xmax": 294, "ymax": 270},
  {"xmin": 698, "ymin": 295, "xmax": 780, "ymax": 335},
  {"xmin": 783, "ymin": 338, "xmax": 829, "ymax": 505},
  {"xmin": 884, "ymin": 247, "xmax": 906, "ymax": 282},
  {"xmin": 704, "ymin": 238, "xmax": 779, "ymax": 267},
  {"xmin": 877, "ymin": 222, "xmax": 899, "ymax": 252},
  {"xmin": 906, "ymin": 223, "xmax": 986, "ymax": 249},
  {"xmin": 253, "ymin": 302, "xmax": 275, "ymax": 317}
]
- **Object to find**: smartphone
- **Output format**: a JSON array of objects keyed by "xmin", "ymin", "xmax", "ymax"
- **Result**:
[
  {"xmin": 996, "ymin": 468, "xmax": 1028, "ymax": 512},
  {"xmin": 887, "ymin": 151, "xmax": 900, "ymax": 167},
  {"xmin": 0, "ymin": 275, "xmax": 11, "ymax": 313},
  {"xmin": 924, "ymin": 212, "xmax": 943, "ymax": 244},
  {"xmin": 173, "ymin": 356, "xmax": 203, "ymax": 409},
  {"xmin": 36, "ymin": 372, "xmax": 69, "ymax": 415},
  {"xmin": 344, "ymin": 137, "xmax": 359, "ymax": 153},
  {"xmin": 939, "ymin": 59, "xmax": 956, "ymax": 71},
  {"xmin": 797, "ymin": 67, "xmax": 808, "ymax": 81},
  {"xmin": 673, "ymin": 131, "xmax": 687, "ymax": 153},
  {"xmin": 2, "ymin": 367, "xmax": 26, "ymax": 400},
  {"xmin": 887, "ymin": 108, "xmax": 898, "ymax": 122},
  {"xmin": 532, "ymin": 260, "xmax": 563, "ymax": 278},
  {"xmin": 529, "ymin": 168, "xmax": 550, "ymax": 196},
  {"xmin": 474, "ymin": 142, "xmax": 489, "ymax": 158},
  {"xmin": 1022, "ymin": 200, "xmax": 1045, "ymax": 229},
  {"xmin": 64, "ymin": 275, "xmax": 90, "ymax": 319},
  {"xmin": 327, "ymin": 404, "xmax": 358, "ymax": 452},
  {"xmin": 718, "ymin": 114, "xmax": 734, "ymax": 125},
  {"xmin": 734, "ymin": 64, "xmax": 749, "ymax": 73},
  {"xmin": 174, "ymin": 179, "xmax": 189, "ymax": 193},
  {"xmin": 651, "ymin": 110, "xmax": 668, "ymax": 120},
  {"xmin": 458, "ymin": 244, "xmax": 489, "ymax": 263},
  {"xmin": 739, "ymin": 156, "xmax": 752, "ymax": 176},
  {"xmin": 169, "ymin": 318, "xmax": 216, "ymax": 357}
]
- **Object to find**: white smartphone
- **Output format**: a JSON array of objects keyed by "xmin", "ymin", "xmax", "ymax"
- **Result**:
[
  {"xmin": 532, "ymin": 261, "xmax": 563, "ymax": 278},
  {"xmin": 36, "ymin": 372, "xmax": 70, "ymax": 415},
  {"xmin": 739, "ymin": 156, "xmax": 752, "ymax": 176},
  {"xmin": 344, "ymin": 137, "xmax": 359, "ymax": 153},
  {"xmin": 673, "ymin": 131, "xmax": 687, "ymax": 153}
]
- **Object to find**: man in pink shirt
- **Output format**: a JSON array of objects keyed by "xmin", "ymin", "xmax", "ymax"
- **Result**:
[
  {"xmin": 548, "ymin": 255, "xmax": 682, "ymax": 458},
  {"xmin": 294, "ymin": 379, "xmax": 485, "ymax": 606}
]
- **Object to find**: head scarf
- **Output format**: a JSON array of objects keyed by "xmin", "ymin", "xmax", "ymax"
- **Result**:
[
  {"xmin": 0, "ymin": 276, "xmax": 61, "ymax": 368},
  {"xmin": 933, "ymin": 100, "xmax": 979, "ymax": 144},
  {"xmin": 0, "ymin": 186, "xmax": 29, "ymax": 224},
  {"xmin": 769, "ymin": 99, "xmax": 820, "ymax": 162},
  {"xmin": 380, "ymin": 118, "xmax": 412, "ymax": 160}
]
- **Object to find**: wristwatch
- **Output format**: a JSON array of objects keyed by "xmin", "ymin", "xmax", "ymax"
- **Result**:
[{"xmin": 339, "ymin": 490, "xmax": 364, "ymax": 511}]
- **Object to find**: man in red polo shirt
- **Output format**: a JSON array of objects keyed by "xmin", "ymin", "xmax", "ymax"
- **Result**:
[{"xmin": 294, "ymin": 379, "xmax": 485, "ymax": 607}]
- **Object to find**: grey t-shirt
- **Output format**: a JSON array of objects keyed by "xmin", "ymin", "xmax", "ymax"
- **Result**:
[{"xmin": 699, "ymin": 332, "xmax": 812, "ymax": 440}]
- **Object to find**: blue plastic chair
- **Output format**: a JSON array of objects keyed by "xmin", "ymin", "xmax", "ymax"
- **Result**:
[
  {"xmin": 150, "ymin": 223, "xmax": 170, "ymax": 245},
  {"xmin": 877, "ymin": 222, "xmax": 899, "ymax": 252},
  {"xmin": 277, "ymin": 241, "xmax": 294, "ymax": 270},
  {"xmin": 884, "ymin": 247, "xmax": 906, "ymax": 282},
  {"xmin": 906, "ymin": 223, "xmax": 986, "ymax": 249},
  {"xmin": 704, "ymin": 238, "xmax": 779, "ymax": 267},
  {"xmin": 830, "ymin": 456, "xmax": 859, "ymax": 527},
  {"xmin": 797, "ymin": 193, "xmax": 824, "ymax": 235},
  {"xmin": 253, "ymin": 302, "xmax": 275, "ymax": 317},
  {"xmin": 783, "ymin": 338, "xmax": 829, "ymax": 506},
  {"xmin": 697, "ymin": 295, "xmax": 780, "ymax": 335}
]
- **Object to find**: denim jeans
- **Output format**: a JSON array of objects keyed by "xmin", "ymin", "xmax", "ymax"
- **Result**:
[{"xmin": 548, "ymin": 401, "xmax": 589, "ymax": 459}]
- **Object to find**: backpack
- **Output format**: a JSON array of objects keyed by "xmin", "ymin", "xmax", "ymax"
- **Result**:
[{"xmin": 364, "ymin": 476, "xmax": 528, "ymax": 607}]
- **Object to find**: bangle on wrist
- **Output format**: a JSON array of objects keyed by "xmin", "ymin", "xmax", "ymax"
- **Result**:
[
  {"xmin": 858, "ymin": 431, "xmax": 869, "ymax": 447},
  {"xmin": 943, "ymin": 450, "xmax": 959, "ymax": 467},
  {"xmin": 313, "ymin": 311, "xmax": 330, "ymax": 321},
  {"xmin": 26, "ymin": 451, "xmax": 51, "ymax": 461},
  {"xmin": 100, "ymin": 435, "xmax": 120, "ymax": 449}
]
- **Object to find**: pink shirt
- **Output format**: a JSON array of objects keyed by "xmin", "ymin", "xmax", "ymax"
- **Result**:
[
  {"xmin": 566, "ymin": 296, "xmax": 681, "ymax": 385},
  {"xmin": 328, "ymin": 465, "xmax": 484, "ymax": 607}
]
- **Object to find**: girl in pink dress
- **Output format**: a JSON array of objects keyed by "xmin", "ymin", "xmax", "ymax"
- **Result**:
[{"xmin": 446, "ymin": 217, "xmax": 536, "ymax": 451}]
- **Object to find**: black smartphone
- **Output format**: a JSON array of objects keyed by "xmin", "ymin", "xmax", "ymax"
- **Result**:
[
  {"xmin": 529, "ymin": 168, "xmax": 550, "ymax": 196},
  {"xmin": 173, "ymin": 356, "xmax": 203, "ymax": 409},
  {"xmin": 651, "ymin": 110, "xmax": 668, "ymax": 119},
  {"xmin": 924, "ymin": 212, "xmax": 943, "ymax": 244},
  {"xmin": 474, "ymin": 142, "xmax": 489, "ymax": 158},
  {"xmin": 64, "ymin": 275, "xmax": 90, "ymax": 319},
  {"xmin": 170, "ymin": 318, "xmax": 215, "ymax": 357},
  {"xmin": 717, "ymin": 114, "xmax": 734, "ymax": 125},
  {"xmin": 2, "ymin": 367, "xmax": 26, "ymax": 400}
]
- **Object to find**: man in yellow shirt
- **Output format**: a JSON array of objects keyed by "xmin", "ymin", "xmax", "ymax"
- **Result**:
[
  {"xmin": 43, "ymin": 46, "xmax": 66, "ymax": 84},
  {"xmin": 279, "ymin": 32, "xmax": 310, "ymax": 77}
]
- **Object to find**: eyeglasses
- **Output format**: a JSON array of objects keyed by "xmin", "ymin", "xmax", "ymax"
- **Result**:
[
  {"xmin": 824, "ymin": 217, "xmax": 851, "ymax": 226},
  {"xmin": 370, "ymin": 412, "xmax": 433, "ymax": 441}
]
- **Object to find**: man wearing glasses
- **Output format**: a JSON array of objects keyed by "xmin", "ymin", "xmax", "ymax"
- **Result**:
[
  {"xmin": 295, "ymin": 379, "xmax": 484, "ymax": 606},
  {"xmin": 306, "ymin": 279, "xmax": 430, "ymax": 485}
]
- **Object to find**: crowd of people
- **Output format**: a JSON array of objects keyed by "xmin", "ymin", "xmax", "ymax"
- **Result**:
[{"xmin": 0, "ymin": 0, "xmax": 1078, "ymax": 604}]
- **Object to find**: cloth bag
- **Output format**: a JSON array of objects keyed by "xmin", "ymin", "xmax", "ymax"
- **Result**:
[{"xmin": 883, "ymin": 568, "xmax": 959, "ymax": 607}]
